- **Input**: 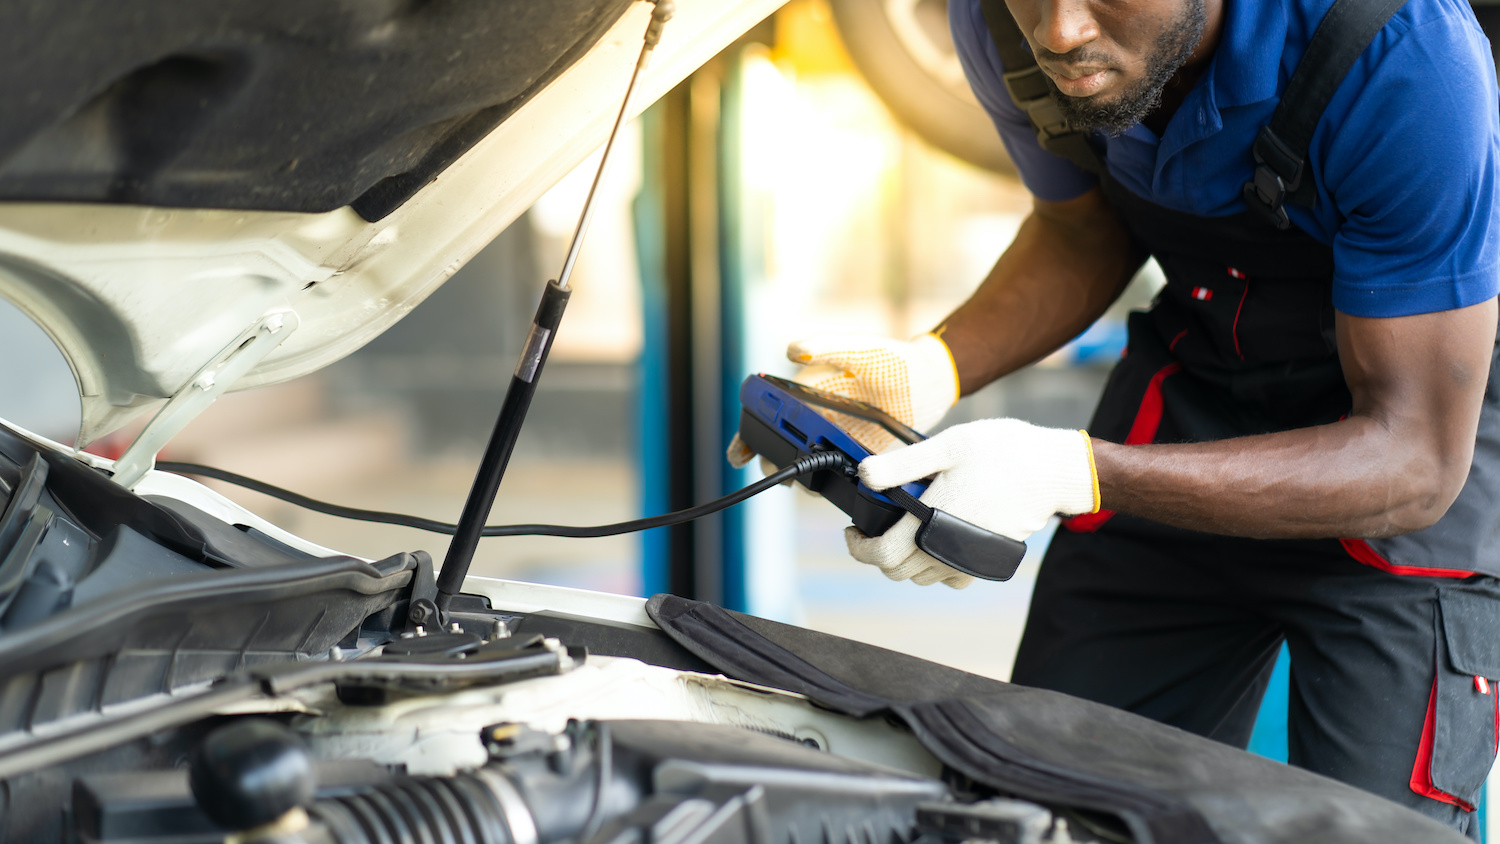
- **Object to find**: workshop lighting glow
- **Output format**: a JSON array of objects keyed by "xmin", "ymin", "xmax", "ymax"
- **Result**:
[
  {"xmin": 738, "ymin": 50, "xmax": 904, "ymax": 338},
  {"xmin": 739, "ymin": 51, "xmax": 794, "ymax": 194}
]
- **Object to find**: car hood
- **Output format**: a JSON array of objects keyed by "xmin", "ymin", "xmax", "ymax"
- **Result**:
[{"xmin": 0, "ymin": 0, "xmax": 781, "ymax": 447}]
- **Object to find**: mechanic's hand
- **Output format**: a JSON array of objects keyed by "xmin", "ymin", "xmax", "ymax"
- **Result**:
[
  {"xmin": 787, "ymin": 332, "xmax": 960, "ymax": 452},
  {"xmin": 726, "ymin": 332, "xmax": 961, "ymax": 471},
  {"xmin": 845, "ymin": 418, "xmax": 1100, "ymax": 589}
]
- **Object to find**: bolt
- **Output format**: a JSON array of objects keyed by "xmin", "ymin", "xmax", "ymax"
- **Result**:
[{"xmin": 408, "ymin": 600, "xmax": 436, "ymax": 628}]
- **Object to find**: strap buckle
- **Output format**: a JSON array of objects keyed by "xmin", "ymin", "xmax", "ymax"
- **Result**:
[
  {"xmin": 1002, "ymin": 66, "xmax": 1103, "ymax": 174},
  {"xmin": 1001, "ymin": 65, "xmax": 1051, "ymax": 107},
  {"xmin": 1003, "ymin": 67, "xmax": 1069, "ymax": 138},
  {"xmin": 1243, "ymin": 166, "xmax": 1290, "ymax": 230},
  {"xmin": 1242, "ymin": 126, "xmax": 1304, "ymax": 230}
]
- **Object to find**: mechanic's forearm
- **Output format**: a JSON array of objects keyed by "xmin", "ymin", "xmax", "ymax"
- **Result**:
[
  {"xmin": 1092, "ymin": 301, "xmax": 1497, "ymax": 539},
  {"xmin": 938, "ymin": 189, "xmax": 1143, "ymax": 394},
  {"xmin": 1092, "ymin": 420, "xmax": 1464, "ymax": 538}
]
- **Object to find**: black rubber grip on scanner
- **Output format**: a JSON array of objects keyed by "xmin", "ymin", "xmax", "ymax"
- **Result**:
[{"xmin": 882, "ymin": 486, "xmax": 1027, "ymax": 581}]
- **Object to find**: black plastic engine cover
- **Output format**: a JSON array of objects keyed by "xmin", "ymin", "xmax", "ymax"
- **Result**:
[
  {"xmin": 0, "ymin": 0, "xmax": 632, "ymax": 220},
  {"xmin": 0, "ymin": 421, "xmax": 421, "ymax": 740}
]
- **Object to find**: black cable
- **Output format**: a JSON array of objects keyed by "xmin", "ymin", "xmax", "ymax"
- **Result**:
[
  {"xmin": 156, "ymin": 461, "xmax": 457, "ymax": 533},
  {"xmin": 156, "ymin": 451, "xmax": 852, "ymax": 540}
]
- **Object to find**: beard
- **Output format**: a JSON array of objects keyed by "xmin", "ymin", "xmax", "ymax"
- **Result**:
[{"xmin": 1040, "ymin": 0, "xmax": 1209, "ymax": 136}]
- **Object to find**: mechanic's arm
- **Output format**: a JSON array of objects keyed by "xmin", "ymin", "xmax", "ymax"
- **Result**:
[
  {"xmin": 1096, "ymin": 299, "xmax": 1498, "ymax": 539},
  {"xmin": 940, "ymin": 185, "xmax": 1144, "ymax": 393}
]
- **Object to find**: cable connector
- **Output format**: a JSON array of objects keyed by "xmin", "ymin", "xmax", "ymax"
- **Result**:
[{"xmin": 791, "ymin": 449, "xmax": 855, "ymax": 479}]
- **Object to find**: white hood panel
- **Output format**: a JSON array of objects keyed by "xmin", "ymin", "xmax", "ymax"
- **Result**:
[{"xmin": 0, "ymin": 0, "xmax": 783, "ymax": 446}]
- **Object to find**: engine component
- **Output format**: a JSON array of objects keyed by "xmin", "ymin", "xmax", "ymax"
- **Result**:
[
  {"xmin": 2, "ymin": 628, "xmax": 577, "ymax": 782},
  {"xmin": 914, "ymin": 799, "xmax": 1054, "ymax": 844},
  {"xmin": 189, "ymin": 719, "xmax": 317, "ymax": 833},
  {"xmin": 78, "ymin": 718, "xmax": 952, "ymax": 844},
  {"xmin": 482, "ymin": 719, "xmax": 949, "ymax": 844},
  {"xmin": 311, "ymin": 770, "xmax": 527, "ymax": 844}
]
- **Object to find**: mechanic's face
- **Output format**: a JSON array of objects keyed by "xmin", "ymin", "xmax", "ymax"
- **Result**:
[{"xmin": 1004, "ymin": 0, "xmax": 1220, "ymax": 135}]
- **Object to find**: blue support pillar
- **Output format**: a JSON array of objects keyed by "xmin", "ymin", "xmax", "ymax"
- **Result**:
[
  {"xmin": 633, "ymin": 34, "xmax": 780, "ymax": 613},
  {"xmin": 634, "ymin": 103, "xmax": 673, "ymax": 598},
  {"xmin": 630, "ymin": 57, "xmax": 741, "ymax": 608}
]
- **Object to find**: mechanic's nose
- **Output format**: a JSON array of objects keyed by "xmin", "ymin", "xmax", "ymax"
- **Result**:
[{"xmin": 1031, "ymin": 0, "xmax": 1099, "ymax": 56}]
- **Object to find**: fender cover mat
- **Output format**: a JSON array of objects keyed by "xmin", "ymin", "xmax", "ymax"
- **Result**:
[{"xmin": 645, "ymin": 594, "xmax": 1468, "ymax": 844}]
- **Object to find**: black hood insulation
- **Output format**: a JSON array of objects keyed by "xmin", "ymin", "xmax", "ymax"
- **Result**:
[
  {"xmin": 0, "ymin": 0, "xmax": 633, "ymax": 220},
  {"xmin": 646, "ymin": 594, "xmax": 1472, "ymax": 844}
]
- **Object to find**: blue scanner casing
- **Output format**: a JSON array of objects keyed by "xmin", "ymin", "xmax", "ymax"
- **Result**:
[
  {"xmin": 737, "ymin": 373, "xmax": 1029, "ymax": 581},
  {"xmin": 736, "ymin": 373, "xmax": 927, "ymax": 537}
]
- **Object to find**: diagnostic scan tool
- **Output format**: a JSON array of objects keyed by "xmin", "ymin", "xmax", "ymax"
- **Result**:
[
  {"xmin": 738, "ymin": 373, "xmax": 926, "ymax": 537},
  {"xmin": 737, "ymin": 374, "xmax": 1028, "ymax": 581}
]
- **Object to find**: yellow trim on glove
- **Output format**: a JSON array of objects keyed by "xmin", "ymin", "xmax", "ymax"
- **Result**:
[
  {"xmin": 926, "ymin": 328, "xmax": 962, "ymax": 404},
  {"xmin": 1079, "ymin": 430, "xmax": 1101, "ymax": 514}
]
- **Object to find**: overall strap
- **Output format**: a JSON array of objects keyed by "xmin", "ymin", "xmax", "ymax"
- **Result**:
[
  {"xmin": 977, "ymin": 0, "xmax": 1102, "ymax": 173},
  {"xmin": 1243, "ymin": 0, "xmax": 1409, "ymax": 229}
]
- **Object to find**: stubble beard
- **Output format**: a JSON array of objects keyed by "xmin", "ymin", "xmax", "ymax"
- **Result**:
[{"xmin": 1042, "ymin": 0, "xmax": 1209, "ymax": 136}]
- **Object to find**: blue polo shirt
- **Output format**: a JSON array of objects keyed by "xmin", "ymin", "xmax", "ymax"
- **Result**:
[{"xmin": 951, "ymin": 0, "xmax": 1500, "ymax": 318}]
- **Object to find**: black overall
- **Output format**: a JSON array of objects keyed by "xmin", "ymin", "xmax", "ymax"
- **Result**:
[{"xmin": 1009, "ymin": 170, "xmax": 1500, "ymax": 834}]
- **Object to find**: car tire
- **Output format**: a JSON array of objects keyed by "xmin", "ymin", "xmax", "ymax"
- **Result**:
[{"xmin": 829, "ymin": 0, "xmax": 1014, "ymax": 175}]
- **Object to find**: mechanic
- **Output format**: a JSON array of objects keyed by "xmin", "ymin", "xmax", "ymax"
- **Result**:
[{"xmin": 732, "ymin": 0, "xmax": 1500, "ymax": 833}]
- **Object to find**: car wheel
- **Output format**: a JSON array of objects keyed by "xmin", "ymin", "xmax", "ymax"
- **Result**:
[{"xmin": 830, "ymin": 0, "xmax": 1015, "ymax": 175}]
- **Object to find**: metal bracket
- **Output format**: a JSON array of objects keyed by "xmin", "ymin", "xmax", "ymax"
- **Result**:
[{"xmin": 111, "ymin": 310, "xmax": 299, "ymax": 490}]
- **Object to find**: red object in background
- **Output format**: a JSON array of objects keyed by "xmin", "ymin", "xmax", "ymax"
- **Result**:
[
  {"xmin": 82, "ymin": 433, "xmax": 130, "ymax": 461},
  {"xmin": 81, "ymin": 431, "xmax": 170, "ymax": 463}
]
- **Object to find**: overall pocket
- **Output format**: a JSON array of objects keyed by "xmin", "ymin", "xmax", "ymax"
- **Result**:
[{"xmin": 1419, "ymin": 588, "xmax": 1500, "ymax": 809}]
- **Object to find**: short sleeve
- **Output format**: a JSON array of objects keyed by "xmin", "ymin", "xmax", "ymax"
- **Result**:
[
  {"xmin": 1318, "ymin": 14, "xmax": 1500, "ymax": 317},
  {"xmin": 949, "ymin": 0, "xmax": 1097, "ymax": 201}
]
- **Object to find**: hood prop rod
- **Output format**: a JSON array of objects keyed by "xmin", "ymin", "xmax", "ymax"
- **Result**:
[{"xmin": 433, "ymin": 0, "xmax": 675, "ymax": 620}]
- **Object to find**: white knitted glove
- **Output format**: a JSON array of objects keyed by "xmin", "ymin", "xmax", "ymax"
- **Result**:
[
  {"xmin": 848, "ymin": 419, "xmax": 1100, "ymax": 589},
  {"xmin": 727, "ymin": 332, "xmax": 960, "ymax": 469}
]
